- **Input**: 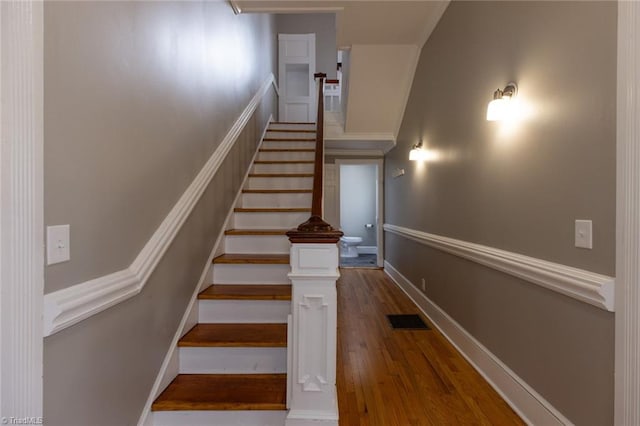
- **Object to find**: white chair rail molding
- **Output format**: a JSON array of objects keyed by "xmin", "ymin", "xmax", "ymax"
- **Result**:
[{"xmin": 383, "ymin": 223, "xmax": 615, "ymax": 311}]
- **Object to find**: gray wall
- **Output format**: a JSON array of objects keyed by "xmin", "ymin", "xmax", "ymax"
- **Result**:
[
  {"xmin": 276, "ymin": 14, "xmax": 337, "ymax": 79},
  {"xmin": 43, "ymin": 2, "xmax": 277, "ymax": 424},
  {"xmin": 340, "ymin": 164, "xmax": 377, "ymax": 246},
  {"xmin": 384, "ymin": 2, "xmax": 616, "ymax": 425}
]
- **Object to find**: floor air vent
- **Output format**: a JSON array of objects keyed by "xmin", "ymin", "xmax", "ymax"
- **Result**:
[{"xmin": 387, "ymin": 314, "xmax": 430, "ymax": 330}]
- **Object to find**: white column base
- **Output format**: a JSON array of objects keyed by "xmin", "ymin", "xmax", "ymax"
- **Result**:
[{"xmin": 286, "ymin": 405, "xmax": 339, "ymax": 426}]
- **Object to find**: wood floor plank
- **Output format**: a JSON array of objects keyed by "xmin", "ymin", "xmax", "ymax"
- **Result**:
[{"xmin": 336, "ymin": 269, "xmax": 524, "ymax": 425}]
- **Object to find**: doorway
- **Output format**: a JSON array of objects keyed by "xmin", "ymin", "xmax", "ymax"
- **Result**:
[{"xmin": 334, "ymin": 159, "xmax": 383, "ymax": 268}]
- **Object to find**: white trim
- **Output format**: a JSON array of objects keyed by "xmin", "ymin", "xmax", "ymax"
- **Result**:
[
  {"xmin": 384, "ymin": 261, "xmax": 571, "ymax": 426},
  {"xmin": 336, "ymin": 159, "xmax": 385, "ymax": 267},
  {"xmin": 238, "ymin": 6, "xmax": 344, "ymax": 14},
  {"xmin": 43, "ymin": 73, "xmax": 277, "ymax": 337},
  {"xmin": 384, "ymin": 223, "xmax": 614, "ymax": 311},
  {"xmin": 0, "ymin": 1, "xmax": 44, "ymax": 419},
  {"xmin": 137, "ymin": 115, "xmax": 273, "ymax": 426},
  {"xmin": 615, "ymin": 2, "xmax": 640, "ymax": 424}
]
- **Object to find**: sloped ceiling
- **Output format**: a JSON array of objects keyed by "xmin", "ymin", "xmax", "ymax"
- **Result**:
[
  {"xmin": 233, "ymin": 0, "xmax": 448, "ymax": 48},
  {"xmin": 233, "ymin": 0, "xmax": 450, "ymax": 153}
]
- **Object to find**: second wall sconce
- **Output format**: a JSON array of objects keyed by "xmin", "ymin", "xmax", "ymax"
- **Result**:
[
  {"xmin": 486, "ymin": 82, "xmax": 518, "ymax": 121},
  {"xmin": 409, "ymin": 141, "xmax": 426, "ymax": 161}
]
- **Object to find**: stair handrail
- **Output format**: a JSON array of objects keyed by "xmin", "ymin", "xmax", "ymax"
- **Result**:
[{"xmin": 287, "ymin": 73, "xmax": 343, "ymax": 243}]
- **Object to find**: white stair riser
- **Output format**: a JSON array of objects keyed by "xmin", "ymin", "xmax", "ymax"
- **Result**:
[
  {"xmin": 252, "ymin": 163, "xmax": 314, "ymax": 174},
  {"xmin": 261, "ymin": 141, "xmax": 316, "ymax": 150},
  {"xmin": 213, "ymin": 263, "xmax": 290, "ymax": 284},
  {"xmin": 198, "ymin": 299, "xmax": 290, "ymax": 323},
  {"xmin": 247, "ymin": 176, "xmax": 313, "ymax": 189},
  {"xmin": 225, "ymin": 235, "xmax": 290, "ymax": 254},
  {"xmin": 241, "ymin": 192, "xmax": 312, "ymax": 208},
  {"xmin": 234, "ymin": 211, "xmax": 309, "ymax": 229},
  {"xmin": 179, "ymin": 347, "xmax": 286, "ymax": 374},
  {"xmin": 153, "ymin": 411, "xmax": 287, "ymax": 426},
  {"xmin": 258, "ymin": 151, "xmax": 315, "ymax": 161}
]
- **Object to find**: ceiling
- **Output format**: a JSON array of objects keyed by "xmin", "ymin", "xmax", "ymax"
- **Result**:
[{"xmin": 232, "ymin": 0, "xmax": 449, "ymax": 47}]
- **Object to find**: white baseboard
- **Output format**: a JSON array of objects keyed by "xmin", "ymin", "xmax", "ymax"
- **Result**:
[
  {"xmin": 137, "ymin": 116, "xmax": 273, "ymax": 426},
  {"xmin": 356, "ymin": 246, "xmax": 377, "ymax": 255},
  {"xmin": 383, "ymin": 260, "xmax": 572, "ymax": 426},
  {"xmin": 43, "ymin": 74, "xmax": 278, "ymax": 337}
]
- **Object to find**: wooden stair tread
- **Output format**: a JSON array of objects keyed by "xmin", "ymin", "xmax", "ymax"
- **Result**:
[
  {"xmin": 225, "ymin": 228, "xmax": 289, "ymax": 235},
  {"xmin": 199, "ymin": 284, "xmax": 292, "ymax": 300},
  {"xmin": 213, "ymin": 253, "xmax": 290, "ymax": 264},
  {"xmin": 254, "ymin": 160, "xmax": 314, "ymax": 164},
  {"xmin": 249, "ymin": 173, "xmax": 313, "ymax": 178},
  {"xmin": 259, "ymin": 148, "xmax": 315, "ymax": 152},
  {"xmin": 267, "ymin": 129, "xmax": 316, "ymax": 133},
  {"xmin": 234, "ymin": 207, "xmax": 310, "ymax": 213},
  {"xmin": 263, "ymin": 138, "xmax": 316, "ymax": 142},
  {"xmin": 242, "ymin": 189, "xmax": 312, "ymax": 194},
  {"xmin": 152, "ymin": 374, "xmax": 287, "ymax": 411},
  {"xmin": 179, "ymin": 323, "xmax": 287, "ymax": 347},
  {"xmin": 270, "ymin": 121, "xmax": 315, "ymax": 125}
]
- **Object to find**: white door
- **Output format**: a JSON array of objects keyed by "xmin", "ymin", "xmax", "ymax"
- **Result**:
[{"xmin": 278, "ymin": 34, "xmax": 316, "ymax": 123}]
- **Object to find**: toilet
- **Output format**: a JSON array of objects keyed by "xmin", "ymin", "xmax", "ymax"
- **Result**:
[{"xmin": 340, "ymin": 236, "xmax": 362, "ymax": 258}]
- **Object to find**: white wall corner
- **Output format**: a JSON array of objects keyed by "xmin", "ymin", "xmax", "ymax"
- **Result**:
[
  {"xmin": 383, "ymin": 224, "xmax": 615, "ymax": 311},
  {"xmin": 43, "ymin": 74, "xmax": 276, "ymax": 337},
  {"xmin": 383, "ymin": 261, "xmax": 571, "ymax": 426}
]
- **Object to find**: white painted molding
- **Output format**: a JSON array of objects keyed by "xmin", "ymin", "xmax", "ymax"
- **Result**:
[
  {"xmin": 137, "ymin": 115, "xmax": 273, "ymax": 426},
  {"xmin": 0, "ymin": 0, "xmax": 44, "ymax": 420},
  {"xmin": 384, "ymin": 261, "xmax": 571, "ymax": 426},
  {"xmin": 615, "ymin": 2, "xmax": 640, "ymax": 425},
  {"xmin": 237, "ymin": 6, "xmax": 344, "ymax": 14},
  {"xmin": 43, "ymin": 74, "xmax": 278, "ymax": 337},
  {"xmin": 383, "ymin": 223, "xmax": 614, "ymax": 311}
]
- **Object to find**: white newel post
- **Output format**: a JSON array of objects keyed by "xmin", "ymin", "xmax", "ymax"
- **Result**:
[{"xmin": 286, "ymin": 219, "xmax": 342, "ymax": 426}]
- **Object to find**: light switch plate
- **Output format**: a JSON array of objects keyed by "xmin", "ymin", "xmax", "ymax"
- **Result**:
[
  {"xmin": 575, "ymin": 220, "xmax": 593, "ymax": 249},
  {"xmin": 47, "ymin": 225, "xmax": 70, "ymax": 265}
]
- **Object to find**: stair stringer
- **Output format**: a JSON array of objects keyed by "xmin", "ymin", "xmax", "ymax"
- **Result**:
[{"xmin": 137, "ymin": 115, "xmax": 273, "ymax": 426}]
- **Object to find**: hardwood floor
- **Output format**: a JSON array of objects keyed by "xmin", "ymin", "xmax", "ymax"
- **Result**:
[{"xmin": 336, "ymin": 268, "xmax": 524, "ymax": 426}]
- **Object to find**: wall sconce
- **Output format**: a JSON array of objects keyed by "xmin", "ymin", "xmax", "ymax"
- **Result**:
[
  {"xmin": 486, "ymin": 82, "xmax": 518, "ymax": 121},
  {"xmin": 409, "ymin": 141, "xmax": 426, "ymax": 161}
]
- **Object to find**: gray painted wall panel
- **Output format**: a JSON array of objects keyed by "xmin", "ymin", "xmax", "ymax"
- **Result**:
[
  {"xmin": 385, "ymin": 2, "xmax": 615, "ymax": 424},
  {"xmin": 43, "ymin": 2, "xmax": 277, "ymax": 424}
]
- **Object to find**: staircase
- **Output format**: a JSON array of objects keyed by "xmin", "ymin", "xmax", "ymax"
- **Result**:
[{"xmin": 151, "ymin": 122, "xmax": 317, "ymax": 426}]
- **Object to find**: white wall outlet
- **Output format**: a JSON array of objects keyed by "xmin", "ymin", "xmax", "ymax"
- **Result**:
[
  {"xmin": 421, "ymin": 278, "xmax": 426, "ymax": 291},
  {"xmin": 47, "ymin": 224, "xmax": 70, "ymax": 265},
  {"xmin": 575, "ymin": 220, "xmax": 593, "ymax": 249}
]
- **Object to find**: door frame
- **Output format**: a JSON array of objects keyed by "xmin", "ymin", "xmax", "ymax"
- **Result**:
[
  {"xmin": 0, "ymin": 0, "xmax": 45, "ymax": 419},
  {"xmin": 335, "ymin": 159, "xmax": 384, "ymax": 267},
  {"xmin": 614, "ymin": 1, "xmax": 640, "ymax": 424}
]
